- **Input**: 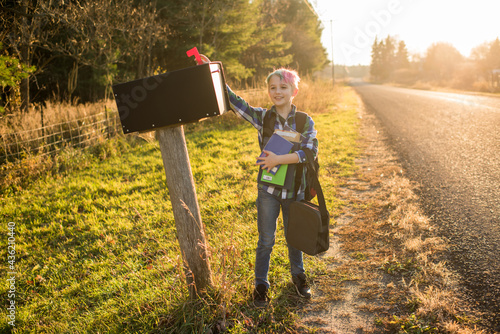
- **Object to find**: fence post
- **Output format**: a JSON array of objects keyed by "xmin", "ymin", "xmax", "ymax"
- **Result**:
[
  {"xmin": 40, "ymin": 104, "xmax": 45, "ymax": 138},
  {"xmin": 104, "ymin": 106, "xmax": 110, "ymax": 139},
  {"xmin": 1, "ymin": 135, "xmax": 7, "ymax": 164},
  {"xmin": 14, "ymin": 133, "xmax": 20, "ymax": 161},
  {"xmin": 156, "ymin": 125, "xmax": 213, "ymax": 298}
]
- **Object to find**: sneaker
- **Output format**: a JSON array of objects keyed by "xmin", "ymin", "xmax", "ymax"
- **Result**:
[
  {"xmin": 253, "ymin": 284, "xmax": 269, "ymax": 308},
  {"xmin": 292, "ymin": 273, "xmax": 311, "ymax": 299}
]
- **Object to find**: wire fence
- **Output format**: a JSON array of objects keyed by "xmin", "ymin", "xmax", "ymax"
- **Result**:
[
  {"xmin": 0, "ymin": 89, "xmax": 261, "ymax": 168},
  {"xmin": 0, "ymin": 109, "xmax": 122, "ymax": 165}
]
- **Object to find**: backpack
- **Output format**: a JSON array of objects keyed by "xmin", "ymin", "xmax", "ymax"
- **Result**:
[{"xmin": 262, "ymin": 111, "xmax": 320, "ymax": 201}]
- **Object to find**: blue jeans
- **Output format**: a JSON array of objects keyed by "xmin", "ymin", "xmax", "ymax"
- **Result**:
[{"xmin": 255, "ymin": 188, "xmax": 305, "ymax": 288}]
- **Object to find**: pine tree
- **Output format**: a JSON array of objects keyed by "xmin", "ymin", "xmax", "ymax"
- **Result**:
[
  {"xmin": 370, "ymin": 36, "xmax": 407, "ymax": 82},
  {"xmin": 272, "ymin": 0, "xmax": 327, "ymax": 76},
  {"xmin": 370, "ymin": 37, "xmax": 383, "ymax": 81},
  {"xmin": 240, "ymin": 0, "xmax": 292, "ymax": 85},
  {"xmin": 380, "ymin": 36, "xmax": 396, "ymax": 80},
  {"xmin": 486, "ymin": 38, "xmax": 500, "ymax": 70},
  {"xmin": 396, "ymin": 40, "xmax": 410, "ymax": 69}
]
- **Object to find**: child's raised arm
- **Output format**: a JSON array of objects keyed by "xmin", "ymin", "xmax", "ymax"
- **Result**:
[{"xmin": 196, "ymin": 54, "xmax": 266, "ymax": 131}]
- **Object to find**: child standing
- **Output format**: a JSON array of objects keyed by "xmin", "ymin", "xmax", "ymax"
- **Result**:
[{"xmin": 200, "ymin": 56, "xmax": 318, "ymax": 307}]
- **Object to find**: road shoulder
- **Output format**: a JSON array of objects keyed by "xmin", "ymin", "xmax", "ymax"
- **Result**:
[{"xmin": 297, "ymin": 88, "xmax": 485, "ymax": 333}]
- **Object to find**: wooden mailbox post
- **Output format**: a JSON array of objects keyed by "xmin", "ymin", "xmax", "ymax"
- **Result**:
[
  {"xmin": 112, "ymin": 60, "xmax": 229, "ymax": 297},
  {"xmin": 157, "ymin": 126, "xmax": 211, "ymax": 297}
]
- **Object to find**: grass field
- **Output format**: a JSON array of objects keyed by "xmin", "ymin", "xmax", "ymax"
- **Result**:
[{"xmin": 1, "ymin": 82, "xmax": 360, "ymax": 333}]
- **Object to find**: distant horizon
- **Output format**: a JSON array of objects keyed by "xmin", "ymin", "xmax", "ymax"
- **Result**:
[
  {"xmin": 313, "ymin": 0, "xmax": 500, "ymax": 66},
  {"xmin": 321, "ymin": 38, "xmax": 499, "ymax": 67}
]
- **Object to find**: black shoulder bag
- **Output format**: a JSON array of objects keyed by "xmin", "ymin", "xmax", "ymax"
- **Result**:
[{"xmin": 286, "ymin": 148, "xmax": 330, "ymax": 256}]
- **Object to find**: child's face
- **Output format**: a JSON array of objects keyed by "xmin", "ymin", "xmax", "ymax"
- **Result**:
[{"xmin": 267, "ymin": 75, "xmax": 295, "ymax": 109}]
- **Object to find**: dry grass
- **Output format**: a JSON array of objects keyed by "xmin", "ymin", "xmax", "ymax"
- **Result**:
[
  {"xmin": 0, "ymin": 99, "xmax": 120, "ymax": 166},
  {"xmin": 0, "ymin": 100, "xmax": 115, "ymax": 133},
  {"xmin": 0, "ymin": 98, "xmax": 125, "ymax": 193},
  {"xmin": 342, "ymin": 111, "xmax": 484, "ymax": 333}
]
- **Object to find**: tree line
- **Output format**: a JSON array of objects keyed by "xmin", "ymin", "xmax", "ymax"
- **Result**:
[
  {"xmin": 0, "ymin": 0, "xmax": 327, "ymax": 115},
  {"xmin": 370, "ymin": 35, "xmax": 500, "ymax": 92}
]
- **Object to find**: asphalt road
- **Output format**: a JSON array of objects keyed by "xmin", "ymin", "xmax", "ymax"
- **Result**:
[{"xmin": 352, "ymin": 82, "xmax": 500, "ymax": 331}]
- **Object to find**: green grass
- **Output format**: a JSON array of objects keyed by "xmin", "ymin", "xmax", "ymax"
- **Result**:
[{"xmin": 0, "ymin": 84, "xmax": 360, "ymax": 333}]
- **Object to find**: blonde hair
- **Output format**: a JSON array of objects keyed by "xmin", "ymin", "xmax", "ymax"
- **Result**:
[{"xmin": 265, "ymin": 68, "xmax": 301, "ymax": 92}]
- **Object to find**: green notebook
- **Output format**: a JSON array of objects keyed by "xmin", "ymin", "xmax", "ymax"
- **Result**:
[{"xmin": 260, "ymin": 164, "xmax": 288, "ymax": 186}]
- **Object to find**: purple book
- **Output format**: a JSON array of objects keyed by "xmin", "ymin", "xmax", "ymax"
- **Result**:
[{"xmin": 257, "ymin": 133, "xmax": 294, "ymax": 175}]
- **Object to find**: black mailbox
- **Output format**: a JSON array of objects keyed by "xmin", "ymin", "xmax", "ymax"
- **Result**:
[{"xmin": 112, "ymin": 62, "xmax": 230, "ymax": 134}]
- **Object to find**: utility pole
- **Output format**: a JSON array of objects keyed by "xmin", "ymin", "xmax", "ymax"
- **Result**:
[{"xmin": 330, "ymin": 19, "xmax": 335, "ymax": 87}]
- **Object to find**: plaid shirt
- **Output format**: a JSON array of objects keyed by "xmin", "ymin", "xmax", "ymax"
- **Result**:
[{"xmin": 227, "ymin": 86, "xmax": 318, "ymax": 199}]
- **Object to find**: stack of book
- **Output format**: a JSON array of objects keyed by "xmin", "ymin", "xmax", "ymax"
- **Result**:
[{"xmin": 257, "ymin": 129, "xmax": 303, "ymax": 189}]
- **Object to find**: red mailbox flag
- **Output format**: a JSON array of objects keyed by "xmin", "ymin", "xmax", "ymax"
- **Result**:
[{"xmin": 186, "ymin": 47, "xmax": 203, "ymax": 65}]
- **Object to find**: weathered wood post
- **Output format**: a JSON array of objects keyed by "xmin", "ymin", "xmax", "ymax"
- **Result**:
[
  {"xmin": 112, "ymin": 49, "xmax": 228, "ymax": 298},
  {"xmin": 157, "ymin": 126, "xmax": 212, "ymax": 297}
]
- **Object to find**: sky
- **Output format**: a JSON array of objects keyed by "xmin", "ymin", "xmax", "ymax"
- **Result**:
[{"xmin": 312, "ymin": 0, "xmax": 500, "ymax": 66}]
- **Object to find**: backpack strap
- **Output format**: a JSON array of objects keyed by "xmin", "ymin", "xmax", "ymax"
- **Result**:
[
  {"xmin": 292, "ymin": 113, "xmax": 327, "ymax": 223},
  {"xmin": 295, "ymin": 111, "xmax": 307, "ymax": 134},
  {"xmin": 293, "ymin": 111, "xmax": 309, "ymax": 197},
  {"xmin": 261, "ymin": 110, "xmax": 276, "ymax": 150},
  {"xmin": 303, "ymin": 149, "xmax": 328, "ymax": 222}
]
